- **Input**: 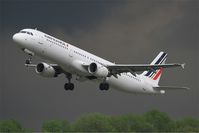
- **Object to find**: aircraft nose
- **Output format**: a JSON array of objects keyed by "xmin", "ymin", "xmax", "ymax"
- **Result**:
[
  {"xmin": 13, "ymin": 33, "xmax": 24, "ymax": 45},
  {"xmin": 12, "ymin": 33, "xmax": 19, "ymax": 42},
  {"xmin": 12, "ymin": 33, "xmax": 26, "ymax": 47}
]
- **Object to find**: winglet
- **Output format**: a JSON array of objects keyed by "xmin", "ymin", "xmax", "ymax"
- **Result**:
[{"xmin": 181, "ymin": 63, "xmax": 185, "ymax": 69}]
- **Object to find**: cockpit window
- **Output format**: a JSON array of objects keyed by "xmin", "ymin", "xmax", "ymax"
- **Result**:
[
  {"xmin": 19, "ymin": 30, "xmax": 33, "ymax": 36},
  {"xmin": 20, "ymin": 31, "xmax": 26, "ymax": 33}
]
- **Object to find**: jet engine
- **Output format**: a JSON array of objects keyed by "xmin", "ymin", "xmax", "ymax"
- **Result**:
[
  {"xmin": 88, "ymin": 62, "xmax": 109, "ymax": 78},
  {"xmin": 35, "ymin": 62, "xmax": 56, "ymax": 77}
]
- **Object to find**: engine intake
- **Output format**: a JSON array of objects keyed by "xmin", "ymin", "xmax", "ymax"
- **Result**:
[
  {"xmin": 35, "ymin": 62, "xmax": 56, "ymax": 77},
  {"xmin": 89, "ymin": 63, "xmax": 97, "ymax": 73},
  {"xmin": 37, "ymin": 63, "xmax": 44, "ymax": 72},
  {"xmin": 88, "ymin": 62, "xmax": 109, "ymax": 78}
]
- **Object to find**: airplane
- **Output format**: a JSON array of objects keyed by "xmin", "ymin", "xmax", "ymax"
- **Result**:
[{"xmin": 12, "ymin": 28, "xmax": 189, "ymax": 94}]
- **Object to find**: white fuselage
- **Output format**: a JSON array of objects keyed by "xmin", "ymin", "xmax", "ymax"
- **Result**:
[{"xmin": 13, "ymin": 29, "xmax": 159, "ymax": 94}]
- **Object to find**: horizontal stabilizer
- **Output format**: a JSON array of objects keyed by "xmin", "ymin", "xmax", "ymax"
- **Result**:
[
  {"xmin": 153, "ymin": 86, "xmax": 190, "ymax": 90},
  {"xmin": 25, "ymin": 64, "xmax": 36, "ymax": 67}
]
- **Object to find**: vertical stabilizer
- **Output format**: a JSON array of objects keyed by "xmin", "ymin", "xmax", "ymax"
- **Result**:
[{"xmin": 141, "ymin": 51, "xmax": 167, "ymax": 85}]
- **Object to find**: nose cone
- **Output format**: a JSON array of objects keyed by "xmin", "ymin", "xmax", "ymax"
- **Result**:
[
  {"xmin": 12, "ymin": 33, "xmax": 24, "ymax": 46},
  {"xmin": 12, "ymin": 33, "xmax": 19, "ymax": 42},
  {"xmin": 12, "ymin": 33, "xmax": 26, "ymax": 48}
]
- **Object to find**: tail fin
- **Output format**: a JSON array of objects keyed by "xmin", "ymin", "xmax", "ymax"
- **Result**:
[{"xmin": 141, "ymin": 51, "xmax": 168, "ymax": 85}]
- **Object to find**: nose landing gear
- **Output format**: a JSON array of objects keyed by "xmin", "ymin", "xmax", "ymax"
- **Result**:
[
  {"xmin": 25, "ymin": 55, "xmax": 32, "ymax": 64},
  {"xmin": 22, "ymin": 48, "xmax": 34, "ymax": 65}
]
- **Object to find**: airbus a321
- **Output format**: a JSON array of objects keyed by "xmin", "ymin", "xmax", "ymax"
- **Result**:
[{"xmin": 12, "ymin": 28, "xmax": 189, "ymax": 94}]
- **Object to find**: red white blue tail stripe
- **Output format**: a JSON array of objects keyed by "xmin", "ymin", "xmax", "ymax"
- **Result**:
[{"xmin": 145, "ymin": 52, "xmax": 167, "ymax": 80}]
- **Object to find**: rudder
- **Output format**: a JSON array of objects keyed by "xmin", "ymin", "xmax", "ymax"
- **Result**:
[{"xmin": 141, "ymin": 51, "xmax": 167, "ymax": 85}]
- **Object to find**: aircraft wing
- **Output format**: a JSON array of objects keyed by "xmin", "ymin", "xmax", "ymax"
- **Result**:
[
  {"xmin": 106, "ymin": 63, "xmax": 185, "ymax": 76},
  {"xmin": 25, "ymin": 63, "xmax": 64, "ymax": 75},
  {"xmin": 25, "ymin": 63, "xmax": 58, "ymax": 67}
]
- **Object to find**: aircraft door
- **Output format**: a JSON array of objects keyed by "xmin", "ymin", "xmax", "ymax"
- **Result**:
[
  {"xmin": 31, "ymin": 33, "xmax": 43, "ymax": 53},
  {"xmin": 38, "ymin": 35, "xmax": 46, "ymax": 54},
  {"xmin": 38, "ymin": 34, "xmax": 50, "ymax": 55}
]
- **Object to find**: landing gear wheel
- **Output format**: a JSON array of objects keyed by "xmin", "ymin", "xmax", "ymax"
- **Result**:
[
  {"xmin": 64, "ymin": 83, "xmax": 74, "ymax": 91},
  {"xmin": 104, "ymin": 83, "xmax": 109, "ymax": 90},
  {"xmin": 64, "ymin": 83, "xmax": 70, "ymax": 90},
  {"xmin": 69, "ymin": 83, "xmax": 74, "ymax": 90},
  {"xmin": 25, "ymin": 59, "xmax": 31, "ymax": 64},
  {"xmin": 99, "ymin": 83, "xmax": 104, "ymax": 90},
  {"xmin": 64, "ymin": 74, "xmax": 74, "ymax": 91},
  {"xmin": 99, "ymin": 83, "xmax": 109, "ymax": 91}
]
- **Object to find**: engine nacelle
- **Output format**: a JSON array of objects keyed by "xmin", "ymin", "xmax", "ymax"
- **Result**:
[
  {"xmin": 88, "ymin": 62, "xmax": 109, "ymax": 78},
  {"xmin": 35, "ymin": 62, "xmax": 56, "ymax": 77}
]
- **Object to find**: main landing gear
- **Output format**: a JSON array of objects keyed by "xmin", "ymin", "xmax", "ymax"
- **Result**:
[
  {"xmin": 64, "ymin": 74, "xmax": 74, "ymax": 91},
  {"xmin": 99, "ymin": 82, "xmax": 109, "ymax": 91}
]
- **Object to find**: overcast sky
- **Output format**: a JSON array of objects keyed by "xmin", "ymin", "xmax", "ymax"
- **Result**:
[{"xmin": 0, "ymin": 0, "xmax": 198, "ymax": 130}]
